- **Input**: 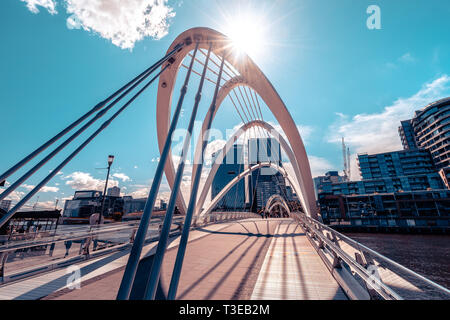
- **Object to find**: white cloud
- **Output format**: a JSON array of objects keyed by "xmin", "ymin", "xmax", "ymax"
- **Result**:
[
  {"xmin": 20, "ymin": 0, "xmax": 176, "ymax": 50},
  {"xmin": 41, "ymin": 186, "xmax": 60, "ymax": 193},
  {"xmin": 128, "ymin": 187, "xmax": 149, "ymax": 199},
  {"xmin": 22, "ymin": 184, "xmax": 35, "ymax": 191},
  {"xmin": 385, "ymin": 52, "xmax": 417, "ymax": 70},
  {"xmin": 204, "ymin": 139, "xmax": 227, "ymax": 165},
  {"xmin": 65, "ymin": 0, "xmax": 175, "ymax": 50},
  {"xmin": 21, "ymin": 184, "xmax": 59, "ymax": 193},
  {"xmin": 21, "ymin": 0, "xmax": 57, "ymax": 14},
  {"xmin": 33, "ymin": 201, "xmax": 58, "ymax": 210},
  {"xmin": 0, "ymin": 189, "xmax": 25, "ymax": 202},
  {"xmin": 64, "ymin": 172, "xmax": 119, "ymax": 191},
  {"xmin": 127, "ymin": 187, "xmax": 169, "ymax": 205},
  {"xmin": 112, "ymin": 173, "xmax": 131, "ymax": 182},
  {"xmin": 308, "ymin": 156, "xmax": 336, "ymax": 178},
  {"xmin": 328, "ymin": 75, "xmax": 450, "ymax": 155},
  {"xmin": 399, "ymin": 52, "xmax": 416, "ymax": 64}
]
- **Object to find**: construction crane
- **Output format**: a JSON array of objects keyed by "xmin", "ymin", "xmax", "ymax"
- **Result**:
[{"xmin": 342, "ymin": 137, "xmax": 351, "ymax": 182}]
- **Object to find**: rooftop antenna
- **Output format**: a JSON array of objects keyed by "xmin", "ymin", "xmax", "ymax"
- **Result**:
[{"xmin": 347, "ymin": 146, "xmax": 351, "ymax": 181}]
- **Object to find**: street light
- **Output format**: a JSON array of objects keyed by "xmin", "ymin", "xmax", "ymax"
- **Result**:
[{"xmin": 98, "ymin": 155, "xmax": 114, "ymax": 225}]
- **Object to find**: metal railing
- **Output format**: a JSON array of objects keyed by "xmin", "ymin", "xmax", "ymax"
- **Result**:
[
  {"xmin": 292, "ymin": 212, "xmax": 450, "ymax": 300},
  {"xmin": 0, "ymin": 212, "xmax": 257, "ymax": 286}
]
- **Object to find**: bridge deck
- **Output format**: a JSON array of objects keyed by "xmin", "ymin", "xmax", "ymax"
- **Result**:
[
  {"xmin": 1, "ymin": 219, "xmax": 347, "ymax": 300},
  {"xmin": 251, "ymin": 220, "xmax": 347, "ymax": 300}
]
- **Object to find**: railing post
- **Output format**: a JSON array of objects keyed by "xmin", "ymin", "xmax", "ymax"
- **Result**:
[
  {"xmin": 0, "ymin": 252, "xmax": 8, "ymax": 280},
  {"xmin": 332, "ymin": 252, "xmax": 342, "ymax": 269},
  {"xmin": 48, "ymin": 242, "xmax": 56, "ymax": 257},
  {"xmin": 355, "ymin": 253, "xmax": 380, "ymax": 300},
  {"xmin": 355, "ymin": 252, "xmax": 367, "ymax": 268},
  {"xmin": 130, "ymin": 229, "xmax": 137, "ymax": 244},
  {"xmin": 82, "ymin": 237, "xmax": 92, "ymax": 258}
]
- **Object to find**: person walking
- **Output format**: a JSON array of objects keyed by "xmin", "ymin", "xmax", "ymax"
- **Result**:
[{"xmin": 64, "ymin": 240, "xmax": 72, "ymax": 258}]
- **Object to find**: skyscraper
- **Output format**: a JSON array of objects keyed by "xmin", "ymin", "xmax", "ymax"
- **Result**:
[
  {"xmin": 211, "ymin": 144, "xmax": 246, "ymax": 211},
  {"xmin": 399, "ymin": 97, "xmax": 450, "ymax": 169},
  {"xmin": 247, "ymin": 138, "xmax": 287, "ymax": 212}
]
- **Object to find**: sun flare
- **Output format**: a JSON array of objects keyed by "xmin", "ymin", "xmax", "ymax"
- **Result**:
[{"xmin": 222, "ymin": 11, "xmax": 267, "ymax": 61}]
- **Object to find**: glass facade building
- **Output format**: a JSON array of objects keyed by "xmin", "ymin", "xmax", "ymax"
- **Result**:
[
  {"xmin": 211, "ymin": 145, "xmax": 246, "ymax": 211},
  {"xmin": 399, "ymin": 97, "xmax": 450, "ymax": 169},
  {"xmin": 320, "ymin": 190, "xmax": 450, "ymax": 229},
  {"xmin": 321, "ymin": 175, "xmax": 444, "ymax": 196},
  {"xmin": 247, "ymin": 138, "xmax": 287, "ymax": 212},
  {"xmin": 398, "ymin": 120, "xmax": 418, "ymax": 150},
  {"xmin": 357, "ymin": 150, "xmax": 436, "ymax": 180},
  {"xmin": 313, "ymin": 171, "xmax": 345, "ymax": 199}
]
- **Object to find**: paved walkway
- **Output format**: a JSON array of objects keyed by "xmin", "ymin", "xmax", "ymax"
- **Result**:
[
  {"xmin": 1, "ymin": 218, "xmax": 348, "ymax": 300},
  {"xmin": 251, "ymin": 220, "xmax": 347, "ymax": 300}
]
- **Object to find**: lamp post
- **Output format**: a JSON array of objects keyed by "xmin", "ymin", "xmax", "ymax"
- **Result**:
[{"xmin": 98, "ymin": 155, "xmax": 114, "ymax": 225}]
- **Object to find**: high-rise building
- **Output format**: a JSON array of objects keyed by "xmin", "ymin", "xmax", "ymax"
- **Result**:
[
  {"xmin": 0, "ymin": 200, "xmax": 11, "ymax": 212},
  {"xmin": 107, "ymin": 186, "xmax": 121, "ymax": 197},
  {"xmin": 247, "ymin": 138, "xmax": 287, "ymax": 211},
  {"xmin": 398, "ymin": 120, "xmax": 418, "ymax": 150},
  {"xmin": 160, "ymin": 199, "xmax": 167, "ymax": 211},
  {"xmin": 248, "ymin": 137, "xmax": 282, "ymax": 165},
  {"xmin": 211, "ymin": 144, "xmax": 246, "ymax": 211},
  {"xmin": 123, "ymin": 196, "xmax": 147, "ymax": 214},
  {"xmin": 63, "ymin": 190, "xmax": 124, "ymax": 222},
  {"xmin": 439, "ymin": 167, "xmax": 450, "ymax": 190},
  {"xmin": 399, "ymin": 97, "xmax": 450, "ymax": 169},
  {"xmin": 313, "ymin": 171, "xmax": 345, "ymax": 199},
  {"xmin": 357, "ymin": 150, "xmax": 436, "ymax": 180}
]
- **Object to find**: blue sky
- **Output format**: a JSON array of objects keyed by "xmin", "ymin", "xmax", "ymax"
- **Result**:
[{"xmin": 1, "ymin": 0, "xmax": 450, "ymax": 209}]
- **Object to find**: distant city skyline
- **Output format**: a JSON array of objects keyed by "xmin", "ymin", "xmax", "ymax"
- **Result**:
[{"xmin": 1, "ymin": 0, "xmax": 450, "ymax": 210}]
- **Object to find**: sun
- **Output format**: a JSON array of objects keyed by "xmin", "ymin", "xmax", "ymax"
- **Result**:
[{"xmin": 222, "ymin": 11, "xmax": 267, "ymax": 61}]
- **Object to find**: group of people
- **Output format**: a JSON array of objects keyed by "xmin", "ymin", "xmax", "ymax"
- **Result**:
[
  {"xmin": 259, "ymin": 208, "xmax": 290, "ymax": 219},
  {"xmin": 259, "ymin": 209, "xmax": 270, "ymax": 219}
]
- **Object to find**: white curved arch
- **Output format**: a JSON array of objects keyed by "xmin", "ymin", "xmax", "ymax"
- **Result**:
[
  {"xmin": 266, "ymin": 194, "xmax": 288, "ymax": 210},
  {"xmin": 265, "ymin": 194, "xmax": 292, "ymax": 217},
  {"xmin": 267, "ymin": 201, "xmax": 291, "ymax": 217},
  {"xmin": 201, "ymin": 162, "xmax": 299, "ymax": 217},
  {"xmin": 194, "ymin": 120, "xmax": 306, "ymax": 217},
  {"xmin": 156, "ymin": 27, "xmax": 317, "ymax": 218}
]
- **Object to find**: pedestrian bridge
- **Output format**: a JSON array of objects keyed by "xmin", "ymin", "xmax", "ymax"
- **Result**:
[
  {"xmin": 0, "ymin": 27, "xmax": 449, "ymax": 301},
  {"xmin": 0, "ymin": 215, "xmax": 448, "ymax": 300}
]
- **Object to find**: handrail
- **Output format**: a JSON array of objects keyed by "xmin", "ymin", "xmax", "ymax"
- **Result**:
[
  {"xmin": 0, "ymin": 218, "xmax": 185, "ymax": 253},
  {"xmin": 292, "ymin": 212, "xmax": 450, "ymax": 300},
  {"xmin": 1, "ymin": 212, "xmax": 257, "ymax": 285},
  {"xmin": 295, "ymin": 213, "xmax": 401, "ymax": 300},
  {"xmin": 312, "ymin": 215, "xmax": 450, "ymax": 295}
]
